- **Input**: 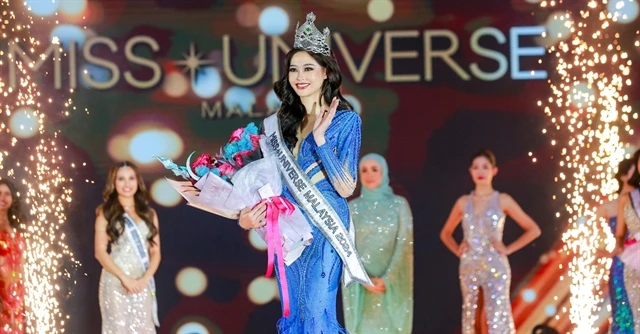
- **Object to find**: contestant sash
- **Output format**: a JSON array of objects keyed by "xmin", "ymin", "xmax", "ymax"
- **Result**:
[
  {"xmin": 263, "ymin": 114, "xmax": 372, "ymax": 287},
  {"xmin": 123, "ymin": 213, "xmax": 160, "ymax": 327}
]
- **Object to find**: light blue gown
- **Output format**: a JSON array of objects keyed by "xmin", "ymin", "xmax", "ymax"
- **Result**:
[
  {"xmin": 272, "ymin": 110, "xmax": 361, "ymax": 333},
  {"xmin": 343, "ymin": 154, "xmax": 414, "ymax": 334}
]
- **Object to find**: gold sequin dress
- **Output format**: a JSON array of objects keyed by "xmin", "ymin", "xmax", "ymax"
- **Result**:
[
  {"xmin": 99, "ymin": 220, "xmax": 156, "ymax": 333},
  {"xmin": 622, "ymin": 197, "xmax": 640, "ymax": 332},
  {"xmin": 459, "ymin": 191, "xmax": 515, "ymax": 334}
]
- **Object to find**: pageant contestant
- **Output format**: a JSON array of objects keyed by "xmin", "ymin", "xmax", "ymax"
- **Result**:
[
  {"xmin": 596, "ymin": 158, "xmax": 636, "ymax": 332},
  {"xmin": 0, "ymin": 179, "xmax": 25, "ymax": 333},
  {"xmin": 238, "ymin": 12, "xmax": 371, "ymax": 333},
  {"xmin": 439, "ymin": 149, "xmax": 541, "ymax": 334},
  {"xmin": 94, "ymin": 162, "xmax": 160, "ymax": 333},
  {"xmin": 615, "ymin": 149, "xmax": 640, "ymax": 332},
  {"xmin": 342, "ymin": 154, "xmax": 414, "ymax": 333}
]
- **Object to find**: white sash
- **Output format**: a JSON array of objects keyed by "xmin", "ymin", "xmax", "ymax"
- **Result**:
[
  {"xmin": 123, "ymin": 213, "xmax": 160, "ymax": 327},
  {"xmin": 263, "ymin": 114, "xmax": 372, "ymax": 287},
  {"xmin": 630, "ymin": 189, "xmax": 640, "ymax": 220}
]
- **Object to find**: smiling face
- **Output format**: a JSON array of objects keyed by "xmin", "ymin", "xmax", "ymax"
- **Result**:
[
  {"xmin": 0, "ymin": 184, "xmax": 13, "ymax": 213},
  {"xmin": 114, "ymin": 166, "xmax": 138, "ymax": 198},
  {"xmin": 288, "ymin": 51, "xmax": 327, "ymax": 100},
  {"xmin": 360, "ymin": 159, "xmax": 384, "ymax": 190},
  {"xmin": 469, "ymin": 156, "xmax": 498, "ymax": 186}
]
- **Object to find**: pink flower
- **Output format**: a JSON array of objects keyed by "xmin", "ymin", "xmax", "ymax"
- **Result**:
[
  {"xmin": 229, "ymin": 127, "xmax": 245, "ymax": 143},
  {"xmin": 218, "ymin": 163, "xmax": 236, "ymax": 176},
  {"xmin": 234, "ymin": 155, "xmax": 244, "ymax": 168},
  {"xmin": 191, "ymin": 153, "xmax": 214, "ymax": 170},
  {"xmin": 249, "ymin": 134, "xmax": 261, "ymax": 148},
  {"xmin": 233, "ymin": 149, "xmax": 260, "ymax": 168}
]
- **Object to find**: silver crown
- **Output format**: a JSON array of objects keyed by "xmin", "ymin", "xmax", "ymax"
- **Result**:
[{"xmin": 293, "ymin": 12, "xmax": 331, "ymax": 57}]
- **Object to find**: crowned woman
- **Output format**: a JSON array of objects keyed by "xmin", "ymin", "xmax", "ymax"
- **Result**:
[{"xmin": 237, "ymin": 12, "xmax": 371, "ymax": 333}]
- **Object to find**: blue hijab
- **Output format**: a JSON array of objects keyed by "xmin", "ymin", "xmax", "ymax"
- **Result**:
[{"xmin": 359, "ymin": 153, "xmax": 394, "ymax": 200}]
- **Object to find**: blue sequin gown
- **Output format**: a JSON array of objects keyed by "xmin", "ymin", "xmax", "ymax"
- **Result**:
[
  {"xmin": 608, "ymin": 217, "xmax": 636, "ymax": 334},
  {"xmin": 272, "ymin": 110, "xmax": 361, "ymax": 334}
]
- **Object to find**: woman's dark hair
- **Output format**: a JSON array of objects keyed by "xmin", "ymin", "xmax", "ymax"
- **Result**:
[
  {"xmin": 532, "ymin": 324, "xmax": 559, "ymax": 334},
  {"xmin": 97, "ymin": 161, "xmax": 157, "ymax": 245},
  {"xmin": 470, "ymin": 148, "xmax": 497, "ymax": 167},
  {"xmin": 0, "ymin": 179, "xmax": 26, "ymax": 230},
  {"xmin": 273, "ymin": 48, "xmax": 353, "ymax": 149},
  {"xmin": 615, "ymin": 158, "xmax": 635, "ymax": 194},
  {"xmin": 628, "ymin": 149, "xmax": 640, "ymax": 188}
]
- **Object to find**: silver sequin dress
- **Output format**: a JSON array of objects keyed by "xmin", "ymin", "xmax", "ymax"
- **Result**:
[
  {"xmin": 99, "ymin": 220, "xmax": 156, "ymax": 334},
  {"xmin": 459, "ymin": 191, "xmax": 515, "ymax": 334},
  {"xmin": 622, "ymin": 200, "xmax": 640, "ymax": 331}
]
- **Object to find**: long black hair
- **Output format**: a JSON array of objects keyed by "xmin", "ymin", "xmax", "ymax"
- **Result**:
[
  {"xmin": 628, "ymin": 149, "xmax": 640, "ymax": 188},
  {"xmin": 96, "ymin": 161, "xmax": 157, "ymax": 245},
  {"xmin": 615, "ymin": 158, "xmax": 635, "ymax": 194},
  {"xmin": 273, "ymin": 48, "xmax": 353, "ymax": 149}
]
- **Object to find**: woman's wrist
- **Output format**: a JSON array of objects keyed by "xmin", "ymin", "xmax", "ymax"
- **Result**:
[
  {"xmin": 238, "ymin": 220, "xmax": 251, "ymax": 230},
  {"xmin": 313, "ymin": 134, "xmax": 326, "ymax": 147}
]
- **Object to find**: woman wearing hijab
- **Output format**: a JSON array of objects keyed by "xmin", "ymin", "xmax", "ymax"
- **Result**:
[{"xmin": 342, "ymin": 153, "xmax": 414, "ymax": 333}]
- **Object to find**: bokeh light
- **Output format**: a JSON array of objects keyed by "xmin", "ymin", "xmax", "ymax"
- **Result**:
[
  {"xmin": 570, "ymin": 82, "xmax": 596, "ymax": 107},
  {"xmin": 176, "ymin": 267, "xmax": 208, "ymax": 297},
  {"xmin": 607, "ymin": 0, "xmax": 639, "ymax": 23},
  {"xmin": 265, "ymin": 90, "xmax": 281, "ymax": 112},
  {"xmin": 163, "ymin": 71, "xmax": 190, "ymax": 98},
  {"xmin": 247, "ymin": 276, "xmax": 278, "ymax": 305},
  {"xmin": 344, "ymin": 95, "xmax": 362, "ymax": 115},
  {"xmin": 258, "ymin": 6, "xmax": 289, "ymax": 36},
  {"xmin": 50, "ymin": 24, "xmax": 86, "ymax": 51},
  {"xmin": 192, "ymin": 67, "xmax": 222, "ymax": 99},
  {"xmin": 59, "ymin": 0, "xmax": 87, "ymax": 16},
  {"xmin": 522, "ymin": 289, "xmax": 537, "ymax": 303},
  {"xmin": 545, "ymin": 304, "xmax": 558, "ymax": 317},
  {"xmin": 128, "ymin": 128, "xmax": 184, "ymax": 165},
  {"xmin": 367, "ymin": 0, "xmax": 394, "ymax": 23},
  {"xmin": 9, "ymin": 107, "xmax": 39, "ymax": 139},
  {"xmin": 107, "ymin": 134, "xmax": 131, "ymax": 161},
  {"xmin": 25, "ymin": 0, "xmax": 59, "ymax": 16},
  {"xmin": 248, "ymin": 229, "xmax": 267, "ymax": 251},
  {"xmin": 177, "ymin": 321, "xmax": 210, "ymax": 334},
  {"xmin": 223, "ymin": 87, "xmax": 255, "ymax": 113},
  {"xmin": 542, "ymin": 11, "xmax": 572, "ymax": 46},
  {"xmin": 150, "ymin": 178, "xmax": 182, "ymax": 207},
  {"xmin": 236, "ymin": 3, "xmax": 260, "ymax": 28},
  {"xmin": 81, "ymin": 63, "xmax": 113, "ymax": 89}
]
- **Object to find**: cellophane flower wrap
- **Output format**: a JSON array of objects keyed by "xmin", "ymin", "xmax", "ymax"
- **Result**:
[{"xmin": 156, "ymin": 123, "xmax": 313, "ymax": 265}]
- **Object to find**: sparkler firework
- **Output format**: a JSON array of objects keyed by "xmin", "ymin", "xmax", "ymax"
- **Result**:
[
  {"xmin": 538, "ymin": 0, "xmax": 636, "ymax": 332},
  {"xmin": 0, "ymin": 0, "xmax": 77, "ymax": 332}
]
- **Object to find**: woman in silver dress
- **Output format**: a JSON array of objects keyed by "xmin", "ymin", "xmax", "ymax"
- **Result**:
[
  {"xmin": 94, "ymin": 161, "xmax": 161, "ymax": 333},
  {"xmin": 615, "ymin": 148, "xmax": 640, "ymax": 332},
  {"xmin": 440, "ymin": 149, "xmax": 541, "ymax": 334}
]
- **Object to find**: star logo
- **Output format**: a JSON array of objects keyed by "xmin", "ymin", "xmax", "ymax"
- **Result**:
[{"xmin": 174, "ymin": 42, "xmax": 215, "ymax": 82}]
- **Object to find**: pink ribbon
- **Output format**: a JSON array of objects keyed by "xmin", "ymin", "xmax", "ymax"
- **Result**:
[{"xmin": 262, "ymin": 196, "xmax": 295, "ymax": 317}]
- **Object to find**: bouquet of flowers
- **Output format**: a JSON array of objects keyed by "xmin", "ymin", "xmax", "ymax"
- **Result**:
[
  {"xmin": 160, "ymin": 122, "xmax": 263, "ymax": 185},
  {"xmin": 156, "ymin": 124, "xmax": 312, "ymax": 317},
  {"xmin": 157, "ymin": 123, "xmax": 312, "ymax": 316}
]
